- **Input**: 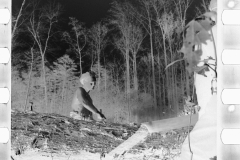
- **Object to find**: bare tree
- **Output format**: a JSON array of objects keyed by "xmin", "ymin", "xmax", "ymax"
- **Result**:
[
  {"xmin": 62, "ymin": 17, "xmax": 87, "ymax": 75},
  {"xmin": 173, "ymin": 0, "xmax": 193, "ymax": 97},
  {"xmin": 110, "ymin": 1, "xmax": 137, "ymax": 121},
  {"xmin": 195, "ymin": 0, "xmax": 211, "ymax": 17},
  {"xmin": 12, "ymin": 0, "xmax": 32, "ymax": 111},
  {"xmin": 152, "ymin": 2, "xmax": 171, "ymax": 110},
  {"xmin": 152, "ymin": 0, "xmax": 192, "ymax": 116},
  {"xmin": 154, "ymin": 31, "xmax": 165, "ymax": 112},
  {"xmin": 131, "ymin": 0, "xmax": 157, "ymax": 108},
  {"xmin": 23, "ymin": 45, "xmax": 34, "ymax": 112},
  {"xmin": 89, "ymin": 22, "xmax": 108, "ymax": 91},
  {"xmin": 27, "ymin": 1, "xmax": 62, "ymax": 108},
  {"xmin": 157, "ymin": 13, "xmax": 175, "ymax": 113},
  {"xmin": 129, "ymin": 24, "xmax": 146, "ymax": 94},
  {"xmin": 12, "ymin": 0, "xmax": 30, "ymax": 42},
  {"xmin": 173, "ymin": 0, "xmax": 192, "ymax": 33}
]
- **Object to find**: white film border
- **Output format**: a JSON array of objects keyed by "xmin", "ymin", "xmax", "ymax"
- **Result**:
[
  {"xmin": 218, "ymin": 0, "xmax": 240, "ymax": 159},
  {"xmin": 0, "ymin": 1, "xmax": 11, "ymax": 160}
]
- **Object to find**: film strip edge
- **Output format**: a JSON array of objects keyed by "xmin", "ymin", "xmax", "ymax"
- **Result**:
[
  {"xmin": 218, "ymin": 0, "xmax": 240, "ymax": 159},
  {"xmin": 0, "ymin": 1, "xmax": 11, "ymax": 160}
]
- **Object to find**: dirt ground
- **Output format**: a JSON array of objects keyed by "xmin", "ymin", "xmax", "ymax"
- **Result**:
[{"xmin": 11, "ymin": 110, "xmax": 192, "ymax": 160}]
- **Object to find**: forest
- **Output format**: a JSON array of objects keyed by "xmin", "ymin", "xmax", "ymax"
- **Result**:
[{"xmin": 12, "ymin": 0, "xmax": 210, "ymax": 123}]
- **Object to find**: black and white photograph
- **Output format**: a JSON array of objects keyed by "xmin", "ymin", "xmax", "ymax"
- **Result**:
[{"xmin": 2, "ymin": 0, "xmax": 236, "ymax": 159}]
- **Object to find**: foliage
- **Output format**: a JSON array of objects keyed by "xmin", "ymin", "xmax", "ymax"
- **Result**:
[
  {"xmin": 47, "ymin": 54, "xmax": 78, "ymax": 114},
  {"xmin": 52, "ymin": 55, "xmax": 77, "ymax": 81},
  {"xmin": 180, "ymin": 11, "xmax": 217, "ymax": 75}
]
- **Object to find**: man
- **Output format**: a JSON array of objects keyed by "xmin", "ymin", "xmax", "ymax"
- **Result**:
[
  {"xmin": 176, "ymin": 0, "xmax": 217, "ymax": 159},
  {"xmin": 70, "ymin": 71, "xmax": 106, "ymax": 121}
]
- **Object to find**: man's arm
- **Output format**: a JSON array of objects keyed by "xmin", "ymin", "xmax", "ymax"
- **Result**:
[{"xmin": 76, "ymin": 88, "xmax": 99, "ymax": 114}]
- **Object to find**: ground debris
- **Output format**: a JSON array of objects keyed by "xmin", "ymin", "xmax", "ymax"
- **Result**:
[
  {"xmin": 11, "ymin": 110, "xmax": 139, "ymax": 158},
  {"xmin": 11, "ymin": 110, "xmax": 192, "ymax": 160}
]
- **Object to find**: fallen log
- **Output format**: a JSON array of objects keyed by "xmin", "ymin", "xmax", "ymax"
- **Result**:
[
  {"xmin": 142, "ymin": 114, "xmax": 198, "ymax": 133},
  {"xmin": 104, "ymin": 114, "xmax": 198, "ymax": 159},
  {"xmin": 104, "ymin": 125, "xmax": 149, "ymax": 160}
]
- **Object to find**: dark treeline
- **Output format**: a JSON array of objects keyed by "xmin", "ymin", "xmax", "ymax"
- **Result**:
[{"xmin": 12, "ymin": 0, "xmax": 210, "ymax": 123}]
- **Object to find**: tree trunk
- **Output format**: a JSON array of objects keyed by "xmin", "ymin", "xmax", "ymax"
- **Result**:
[
  {"xmin": 174, "ymin": 72, "xmax": 179, "ymax": 115},
  {"xmin": 126, "ymin": 48, "xmax": 131, "ymax": 122},
  {"xmin": 167, "ymin": 34, "xmax": 174, "ymax": 115},
  {"xmin": 54, "ymin": 79, "xmax": 57, "ymax": 113},
  {"xmin": 116, "ymin": 67, "xmax": 120, "ymax": 93},
  {"xmin": 133, "ymin": 53, "xmax": 138, "ymax": 92},
  {"xmin": 157, "ymin": 49, "xmax": 162, "ymax": 117},
  {"xmin": 180, "ymin": 66, "xmax": 184, "ymax": 96},
  {"xmin": 23, "ymin": 47, "xmax": 34, "ymax": 112},
  {"xmin": 162, "ymin": 76, "xmax": 166, "ymax": 116},
  {"xmin": 42, "ymin": 55, "xmax": 48, "ymax": 110},
  {"xmin": 148, "ymin": 56, "xmax": 151, "ymax": 95},
  {"xmin": 98, "ymin": 48, "xmax": 101, "ymax": 91},
  {"xmin": 61, "ymin": 77, "xmax": 66, "ymax": 111},
  {"xmin": 12, "ymin": 0, "xmax": 26, "ymax": 39},
  {"xmin": 104, "ymin": 56, "xmax": 107, "ymax": 101},
  {"xmin": 162, "ymin": 33, "xmax": 169, "ymax": 114},
  {"xmin": 79, "ymin": 53, "xmax": 82, "ymax": 75},
  {"xmin": 149, "ymin": 32, "xmax": 157, "ymax": 108}
]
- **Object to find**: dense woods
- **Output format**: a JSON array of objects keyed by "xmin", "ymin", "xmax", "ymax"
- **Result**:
[{"xmin": 12, "ymin": 0, "xmax": 210, "ymax": 123}]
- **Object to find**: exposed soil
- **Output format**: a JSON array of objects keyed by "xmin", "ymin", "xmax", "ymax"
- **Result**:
[{"xmin": 11, "ymin": 110, "xmax": 192, "ymax": 160}]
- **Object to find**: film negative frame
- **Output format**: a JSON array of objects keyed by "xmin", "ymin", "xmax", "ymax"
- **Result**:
[
  {"xmin": 218, "ymin": 0, "xmax": 240, "ymax": 159},
  {"xmin": 0, "ymin": 0, "xmax": 11, "ymax": 160},
  {"xmin": 0, "ymin": 0, "xmax": 240, "ymax": 159}
]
